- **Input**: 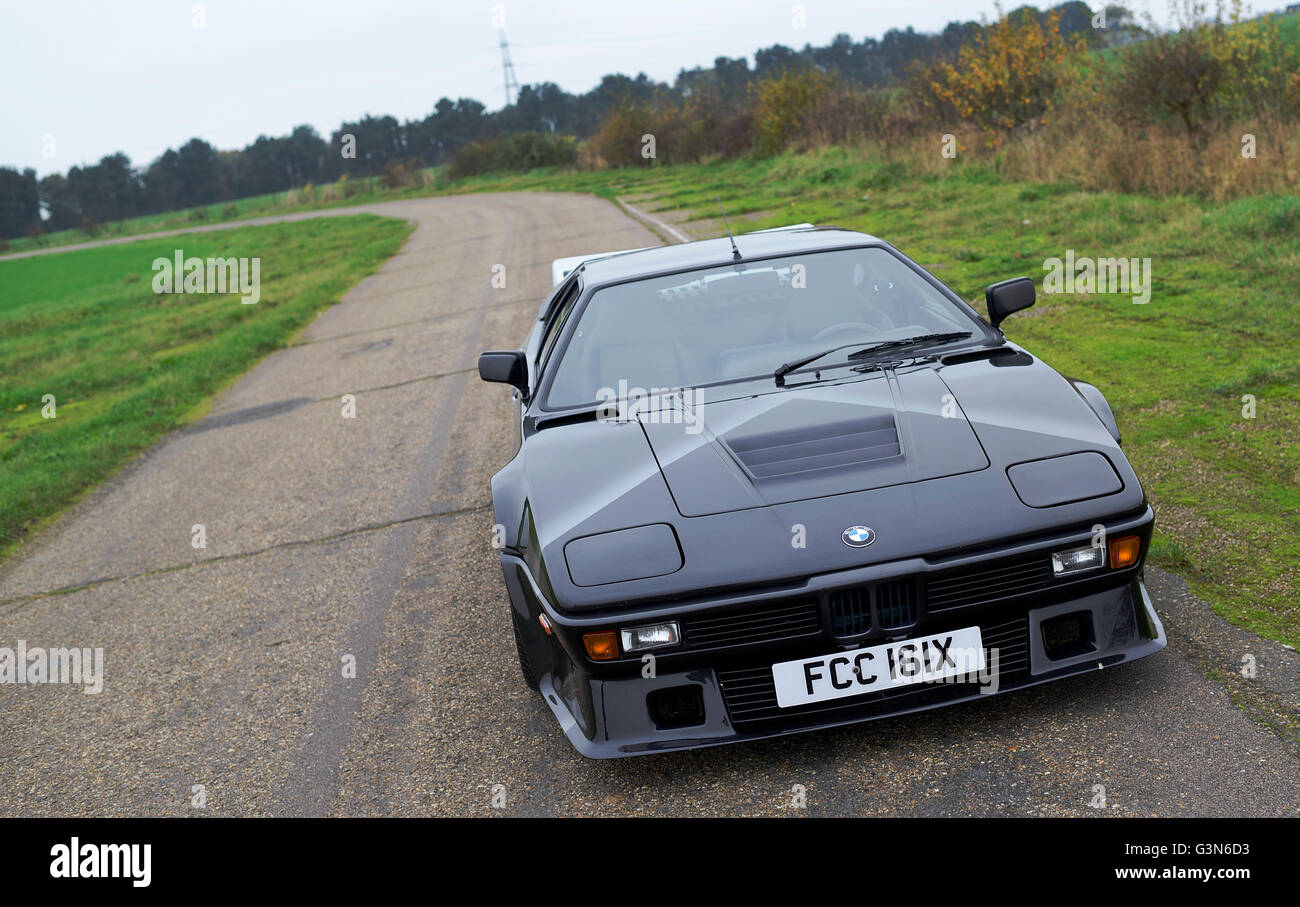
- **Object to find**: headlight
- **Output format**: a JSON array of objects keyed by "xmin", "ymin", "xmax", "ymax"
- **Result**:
[
  {"xmin": 1051, "ymin": 544, "xmax": 1106, "ymax": 576},
  {"xmin": 564, "ymin": 524, "xmax": 683, "ymax": 587},
  {"xmin": 619, "ymin": 622, "xmax": 681, "ymax": 653}
]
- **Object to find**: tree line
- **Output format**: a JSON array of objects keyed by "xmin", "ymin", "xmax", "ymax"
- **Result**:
[{"xmin": 0, "ymin": 2, "xmax": 1117, "ymax": 239}]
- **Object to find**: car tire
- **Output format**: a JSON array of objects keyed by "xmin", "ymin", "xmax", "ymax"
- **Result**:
[{"xmin": 511, "ymin": 614, "xmax": 540, "ymax": 691}]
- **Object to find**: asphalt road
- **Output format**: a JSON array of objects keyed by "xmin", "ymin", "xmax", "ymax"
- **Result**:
[{"xmin": 1, "ymin": 192, "xmax": 1297, "ymax": 817}]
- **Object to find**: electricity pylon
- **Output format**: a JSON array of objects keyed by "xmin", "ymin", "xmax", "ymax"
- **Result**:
[{"xmin": 498, "ymin": 29, "xmax": 520, "ymax": 106}]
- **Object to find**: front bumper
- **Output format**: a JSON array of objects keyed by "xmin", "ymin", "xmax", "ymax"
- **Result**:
[{"xmin": 503, "ymin": 509, "xmax": 1166, "ymax": 759}]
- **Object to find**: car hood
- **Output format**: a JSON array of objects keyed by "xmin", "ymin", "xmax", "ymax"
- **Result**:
[
  {"xmin": 520, "ymin": 348, "xmax": 1145, "ymax": 608},
  {"xmin": 642, "ymin": 366, "xmax": 988, "ymax": 516}
]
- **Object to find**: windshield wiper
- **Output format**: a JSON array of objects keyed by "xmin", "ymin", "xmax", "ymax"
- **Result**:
[
  {"xmin": 774, "ymin": 332, "xmax": 972, "ymax": 387},
  {"xmin": 774, "ymin": 342, "xmax": 868, "ymax": 387},
  {"xmin": 847, "ymin": 331, "xmax": 972, "ymax": 361}
]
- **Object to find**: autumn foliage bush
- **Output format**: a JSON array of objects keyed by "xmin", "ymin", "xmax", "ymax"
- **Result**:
[
  {"xmin": 580, "ymin": 94, "xmax": 751, "ymax": 168},
  {"xmin": 750, "ymin": 69, "xmax": 836, "ymax": 155},
  {"xmin": 913, "ymin": 9, "xmax": 1085, "ymax": 139},
  {"xmin": 537, "ymin": 2, "xmax": 1300, "ymax": 199},
  {"xmin": 998, "ymin": 2, "xmax": 1300, "ymax": 197}
]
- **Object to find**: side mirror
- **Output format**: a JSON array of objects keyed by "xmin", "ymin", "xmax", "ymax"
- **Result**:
[
  {"xmin": 985, "ymin": 277, "xmax": 1036, "ymax": 329},
  {"xmin": 478, "ymin": 350, "xmax": 527, "ymax": 392}
]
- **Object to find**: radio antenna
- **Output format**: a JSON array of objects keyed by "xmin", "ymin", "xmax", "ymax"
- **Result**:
[{"xmin": 717, "ymin": 196, "xmax": 742, "ymax": 261}]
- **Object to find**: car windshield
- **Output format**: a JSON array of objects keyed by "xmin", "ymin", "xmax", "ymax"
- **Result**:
[{"xmin": 545, "ymin": 247, "xmax": 983, "ymax": 409}]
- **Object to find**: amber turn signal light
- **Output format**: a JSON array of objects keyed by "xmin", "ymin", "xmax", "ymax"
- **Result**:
[
  {"xmin": 1108, "ymin": 535, "xmax": 1141, "ymax": 569},
  {"xmin": 583, "ymin": 630, "xmax": 620, "ymax": 661}
]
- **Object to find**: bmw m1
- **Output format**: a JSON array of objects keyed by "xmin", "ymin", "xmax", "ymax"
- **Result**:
[{"xmin": 478, "ymin": 224, "xmax": 1165, "ymax": 758}]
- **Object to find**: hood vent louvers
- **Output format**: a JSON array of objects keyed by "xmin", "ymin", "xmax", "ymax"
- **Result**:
[
  {"xmin": 640, "ymin": 372, "xmax": 988, "ymax": 516},
  {"xmin": 723, "ymin": 413, "xmax": 901, "ymax": 480}
]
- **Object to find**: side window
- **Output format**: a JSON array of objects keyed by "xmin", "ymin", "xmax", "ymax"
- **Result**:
[{"xmin": 537, "ymin": 279, "xmax": 580, "ymax": 372}]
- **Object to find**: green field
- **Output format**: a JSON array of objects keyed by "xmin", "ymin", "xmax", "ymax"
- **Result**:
[
  {"xmin": 0, "ymin": 174, "xmax": 436, "ymax": 255},
  {"xmin": 0, "ymin": 214, "xmax": 413, "ymax": 558}
]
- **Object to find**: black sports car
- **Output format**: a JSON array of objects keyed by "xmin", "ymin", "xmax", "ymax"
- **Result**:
[{"xmin": 478, "ymin": 224, "xmax": 1165, "ymax": 758}]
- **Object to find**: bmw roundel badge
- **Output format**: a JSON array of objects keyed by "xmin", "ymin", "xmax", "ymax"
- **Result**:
[{"xmin": 842, "ymin": 525, "xmax": 876, "ymax": 548}]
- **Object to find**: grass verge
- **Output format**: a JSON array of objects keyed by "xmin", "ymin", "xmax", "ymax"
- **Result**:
[{"xmin": 0, "ymin": 214, "xmax": 413, "ymax": 558}]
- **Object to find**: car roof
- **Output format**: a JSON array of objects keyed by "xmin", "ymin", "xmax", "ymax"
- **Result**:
[{"xmin": 575, "ymin": 225, "xmax": 884, "ymax": 287}]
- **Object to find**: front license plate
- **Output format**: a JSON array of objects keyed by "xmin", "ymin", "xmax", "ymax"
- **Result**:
[{"xmin": 771, "ymin": 626, "xmax": 985, "ymax": 708}]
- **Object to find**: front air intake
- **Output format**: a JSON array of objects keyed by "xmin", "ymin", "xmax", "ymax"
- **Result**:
[
  {"xmin": 829, "ymin": 587, "xmax": 871, "ymax": 636},
  {"xmin": 876, "ymin": 579, "xmax": 918, "ymax": 629}
]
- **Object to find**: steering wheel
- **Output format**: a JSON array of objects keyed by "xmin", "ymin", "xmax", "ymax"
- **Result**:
[{"xmin": 812, "ymin": 322, "xmax": 876, "ymax": 342}]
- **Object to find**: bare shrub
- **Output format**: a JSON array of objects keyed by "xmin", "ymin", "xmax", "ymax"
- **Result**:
[
  {"xmin": 445, "ymin": 132, "xmax": 578, "ymax": 179},
  {"xmin": 751, "ymin": 69, "xmax": 836, "ymax": 156},
  {"xmin": 1120, "ymin": 29, "xmax": 1226, "ymax": 134},
  {"xmin": 379, "ymin": 162, "xmax": 415, "ymax": 189}
]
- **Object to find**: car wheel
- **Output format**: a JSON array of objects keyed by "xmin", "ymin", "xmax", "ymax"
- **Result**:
[{"xmin": 511, "ymin": 614, "xmax": 540, "ymax": 691}]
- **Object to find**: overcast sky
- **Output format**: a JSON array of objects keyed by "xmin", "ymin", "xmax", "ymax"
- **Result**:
[{"xmin": 5, "ymin": 0, "xmax": 1120, "ymax": 177}]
